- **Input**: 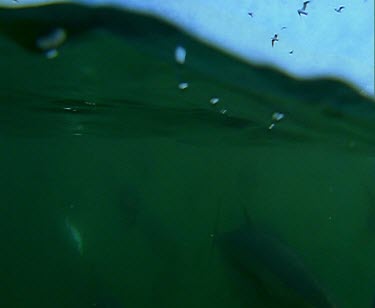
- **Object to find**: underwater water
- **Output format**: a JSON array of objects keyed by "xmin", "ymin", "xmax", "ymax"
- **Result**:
[{"xmin": 0, "ymin": 4, "xmax": 375, "ymax": 308}]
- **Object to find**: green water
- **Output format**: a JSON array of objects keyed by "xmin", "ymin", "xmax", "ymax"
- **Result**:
[{"xmin": 0, "ymin": 4, "xmax": 375, "ymax": 308}]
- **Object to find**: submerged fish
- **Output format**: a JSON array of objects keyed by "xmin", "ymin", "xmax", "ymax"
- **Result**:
[
  {"xmin": 65, "ymin": 217, "xmax": 83, "ymax": 256},
  {"xmin": 219, "ymin": 210, "xmax": 334, "ymax": 307}
]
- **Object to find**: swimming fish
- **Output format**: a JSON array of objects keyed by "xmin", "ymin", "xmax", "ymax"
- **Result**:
[
  {"xmin": 65, "ymin": 217, "xmax": 83, "ymax": 256},
  {"xmin": 219, "ymin": 207, "xmax": 334, "ymax": 307}
]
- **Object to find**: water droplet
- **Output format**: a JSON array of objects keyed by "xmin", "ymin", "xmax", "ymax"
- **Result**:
[
  {"xmin": 175, "ymin": 46, "xmax": 186, "ymax": 64},
  {"xmin": 178, "ymin": 82, "xmax": 189, "ymax": 90},
  {"xmin": 272, "ymin": 112, "xmax": 284, "ymax": 121},
  {"xmin": 210, "ymin": 97, "xmax": 220, "ymax": 105},
  {"xmin": 45, "ymin": 49, "xmax": 58, "ymax": 59},
  {"xmin": 63, "ymin": 107, "xmax": 77, "ymax": 112},
  {"xmin": 36, "ymin": 27, "xmax": 67, "ymax": 50}
]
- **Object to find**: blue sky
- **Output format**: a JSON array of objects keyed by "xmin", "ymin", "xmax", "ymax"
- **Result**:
[
  {"xmin": 2, "ymin": 0, "xmax": 374, "ymax": 96},
  {"xmin": 115, "ymin": 0, "xmax": 374, "ymax": 96}
]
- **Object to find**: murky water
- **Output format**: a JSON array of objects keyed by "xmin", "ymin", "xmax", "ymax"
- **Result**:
[{"xmin": 0, "ymin": 4, "xmax": 375, "ymax": 308}]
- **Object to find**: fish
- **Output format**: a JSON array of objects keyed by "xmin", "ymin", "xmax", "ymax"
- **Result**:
[
  {"xmin": 219, "ymin": 207, "xmax": 335, "ymax": 307},
  {"xmin": 65, "ymin": 217, "xmax": 83, "ymax": 256}
]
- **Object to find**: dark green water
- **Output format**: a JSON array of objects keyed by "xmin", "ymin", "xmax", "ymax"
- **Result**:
[{"xmin": 0, "ymin": 4, "xmax": 375, "ymax": 308}]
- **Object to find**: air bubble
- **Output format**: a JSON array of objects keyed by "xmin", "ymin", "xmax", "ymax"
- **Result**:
[
  {"xmin": 175, "ymin": 46, "xmax": 186, "ymax": 64},
  {"xmin": 178, "ymin": 82, "xmax": 189, "ymax": 90},
  {"xmin": 272, "ymin": 112, "xmax": 284, "ymax": 121},
  {"xmin": 210, "ymin": 97, "xmax": 220, "ymax": 105}
]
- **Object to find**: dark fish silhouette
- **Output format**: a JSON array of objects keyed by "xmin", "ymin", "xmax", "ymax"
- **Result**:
[
  {"xmin": 248, "ymin": 12, "xmax": 254, "ymax": 17},
  {"xmin": 334, "ymin": 6, "xmax": 345, "ymax": 13},
  {"xmin": 289, "ymin": 50, "xmax": 294, "ymax": 54},
  {"xmin": 272, "ymin": 34, "xmax": 278, "ymax": 47},
  {"xmin": 219, "ymin": 207, "xmax": 335, "ymax": 307}
]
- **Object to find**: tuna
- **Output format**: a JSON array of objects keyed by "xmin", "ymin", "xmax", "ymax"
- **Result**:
[{"xmin": 219, "ymin": 209, "xmax": 335, "ymax": 307}]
